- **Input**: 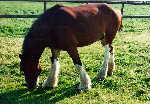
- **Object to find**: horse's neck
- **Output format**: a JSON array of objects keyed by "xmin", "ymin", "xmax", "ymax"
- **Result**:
[{"xmin": 22, "ymin": 36, "xmax": 45, "ymax": 60}]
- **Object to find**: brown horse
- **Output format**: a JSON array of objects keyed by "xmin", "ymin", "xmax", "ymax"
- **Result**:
[{"xmin": 19, "ymin": 3, "xmax": 122, "ymax": 90}]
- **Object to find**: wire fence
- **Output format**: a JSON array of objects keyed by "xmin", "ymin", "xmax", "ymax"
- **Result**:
[{"xmin": 0, "ymin": 0, "xmax": 150, "ymax": 18}]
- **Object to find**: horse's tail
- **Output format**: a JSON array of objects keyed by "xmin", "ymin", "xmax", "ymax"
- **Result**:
[
  {"xmin": 114, "ymin": 9, "xmax": 123, "ymax": 31},
  {"xmin": 118, "ymin": 18, "xmax": 123, "ymax": 31},
  {"xmin": 100, "ymin": 5, "xmax": 123, "ymax": 31}
]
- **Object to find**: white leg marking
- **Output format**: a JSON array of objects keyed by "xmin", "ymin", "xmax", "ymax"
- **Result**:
[
  {"xmin": 109, "ymin": 50, "xmax": 114, "ymax": 65},
  {"xmin": 76, "ymin": 64, "xmax": 91, "ymax": 90},
  {"xmin": 36, "ymin": 76, "xmax": 40, "ymax": 86},
  {"xmin": 42, "ymin": 59, "xmax": 60, "ymax": 88},
  {"xmin": 108, "ymin": 49, "xmax": 115, "ymax": 76},
  {"xmin": 97, "ymin": 44, "xmax": 110, "ymax": 79}
]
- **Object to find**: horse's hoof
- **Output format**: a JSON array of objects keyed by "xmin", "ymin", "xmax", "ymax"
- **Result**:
[
  {"xmin": 42, "ymin": 85, "xmax": 55, "ymax": 89},
  {"xmin": 42, "ymin": 83, "xmax": 57, "ymax": 89},
  {"xmin": 96, "ymin": 74, "xmax": 106, "ymax": 81},
  {"xmin": 97, "ymin": 77, "xmax": 105, "ymax": 81},
  {"xmin": 79, "ymin": 87, "xmax": 91, "ymax": 91},
  {"xmin": 107, "ymin": 72, "xmax": 113, "ymax": 76},
  {"xmin": 78, "ymin": 83, "xmax": 91, "ymax": 91}
]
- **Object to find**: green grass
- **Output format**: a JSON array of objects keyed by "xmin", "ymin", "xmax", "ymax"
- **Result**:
[{"xmin": 0, "ymin": 1, "xmax": 150, "ymax": 104}]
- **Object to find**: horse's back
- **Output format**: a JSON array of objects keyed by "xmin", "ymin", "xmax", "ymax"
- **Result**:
[{"xmin": 26, "ymin": 4, "xmax": 122, "ymax": 50}]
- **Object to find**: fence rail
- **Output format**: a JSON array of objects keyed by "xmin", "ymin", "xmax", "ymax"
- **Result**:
[
  {"xmin": 0, "ymin": 15, "xmax": 150, "ymax": 18},
  {"xmin": 0, "ymin": 0, "xmax": 150, "ymax": 4},
  {"xmin": 0, "ymin": 0, "xmax": 150, "ymax": 18}
]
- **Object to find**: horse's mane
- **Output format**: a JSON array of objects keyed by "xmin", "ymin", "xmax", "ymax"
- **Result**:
[
  {"xmin": 22, "ymin": 4, "xmax": 65, "ymax": 55},
  {"xmin": 28, "ymin": 4, "xmax": 64, "ymax": 37}
]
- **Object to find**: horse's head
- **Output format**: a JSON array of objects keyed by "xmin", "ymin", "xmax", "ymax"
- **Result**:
[{"xmin": 19, "ymin": 54, "xmax": 41, "ymax": 89}]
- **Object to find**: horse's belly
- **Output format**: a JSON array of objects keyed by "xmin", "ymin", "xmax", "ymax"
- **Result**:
[
  {"xmin": 77, "ymin": 40, "xmax": 98, "ymax": 47},
  {"xmin": 73, "ymin": 22, "xmax": 104, "ymax": 47},
  {"xmin": 76, "ymin": 32, "xmax": 101, "ymax": 47}
]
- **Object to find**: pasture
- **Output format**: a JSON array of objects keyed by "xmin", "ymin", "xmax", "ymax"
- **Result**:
[{"xmin": 0, "ymin": 1, "xmax": 150, "ymax": 104}]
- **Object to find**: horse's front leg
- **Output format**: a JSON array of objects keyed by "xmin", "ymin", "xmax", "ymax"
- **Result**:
[
  {"xmin": 42, "ymin": 49, "xmax": 60, "ymax": 88},
  {"xmin": 67, "ymin": 48, "xmax": 91, "ymax": 90}
]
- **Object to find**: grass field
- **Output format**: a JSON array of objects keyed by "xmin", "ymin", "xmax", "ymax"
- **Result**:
[{"xmin": 0, "ymin": 1, "xmax": 150, "ymax": 104}]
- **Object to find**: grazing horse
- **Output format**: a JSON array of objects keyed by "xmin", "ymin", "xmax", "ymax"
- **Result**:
[{"xmin": 19, "ymin": 3, "xmax": 122, "ymax": 90}]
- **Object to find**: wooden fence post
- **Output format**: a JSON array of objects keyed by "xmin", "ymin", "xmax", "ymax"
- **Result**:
[
  {"xmin": 121, "ymin": 3, "xmax": 124, "ymax": 15},
  {"xmin": 44, "ymin": 1, "xmax": 47, "ymax": 12}
]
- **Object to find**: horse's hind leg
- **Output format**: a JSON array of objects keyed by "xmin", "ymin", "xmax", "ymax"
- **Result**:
[
  {"xmin": 42, "ymin": 49, "xmax": 60, "ymax": 88},
  {"xmin": 97, "ymin": 44, "xmax": 111, "ymax": 80},
  {"xmin": 107, "ymin": 45, "xmax": 115, "ymax": 76},
  {"xmin": 97, "ymin": 32, "xmax": 116, "ymax": 80},
  {"xmin": 67, "ymin": 47, "xmax": 91, "ymax": 90}
]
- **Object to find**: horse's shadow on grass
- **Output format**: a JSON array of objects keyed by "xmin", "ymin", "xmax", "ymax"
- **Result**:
[
  {"xmin": 0, "ymin": 78, "xmax": 101, "ymax": 104},
  {"xmin": 0, "ymin": 83, "xmax": 81, "ymax": 104}
]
